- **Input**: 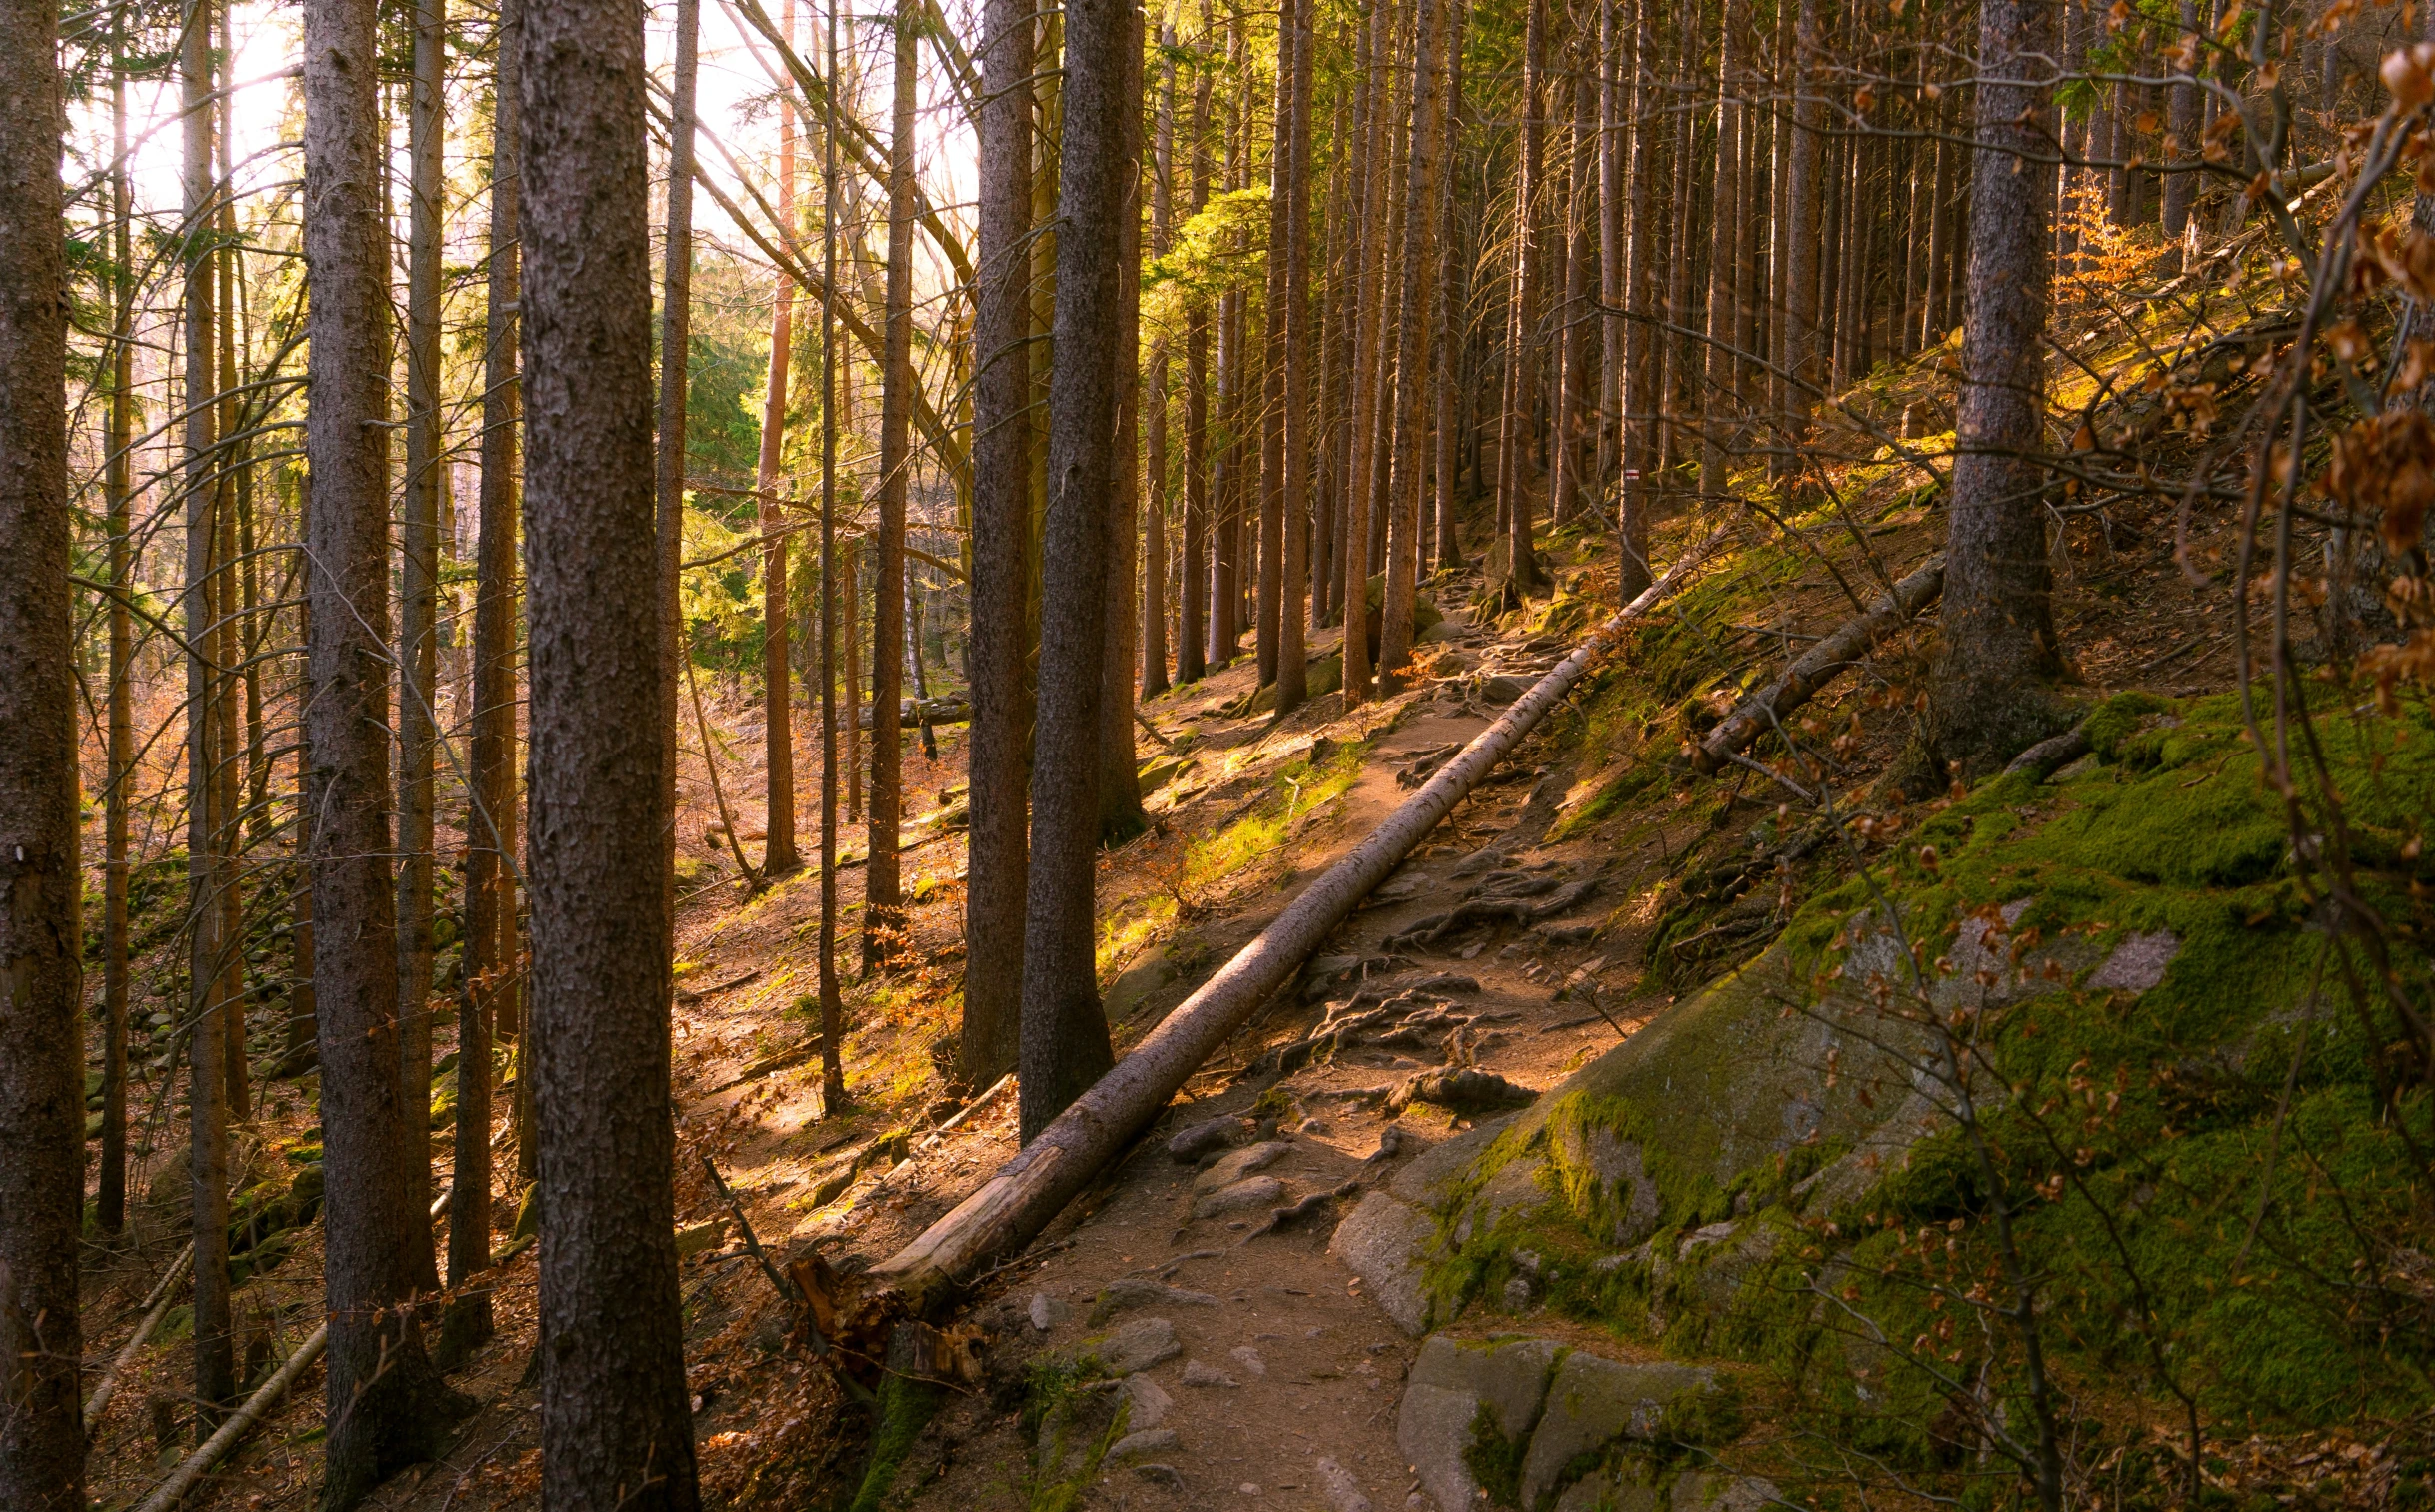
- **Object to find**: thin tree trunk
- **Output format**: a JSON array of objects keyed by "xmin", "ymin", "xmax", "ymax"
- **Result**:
[
  {"xmin": 1702, "ymin": 0, "xmax": 1741, "ymax": 503},
  {"xmin": 304, "ymin": 0, "xmax": 467, "ymax": 1491},
  {"xmin": 1555, "ymin": 55, "xmax": 1596, "ymax": 524},
  {"xmin": 1343, "ymin": 0, "xmax": 1392, "ymax": 697},
  {"xmin": 1433, "ymin": 1, "xmax": 1469, "ymax": 572},
  {"xmin": 1277, "ymin": 0, "xmax": 1315, "ymax": 706},
  {"xmin": 1257, "ymin": 1, "xmax": 1291, "ymax": 690},
  {"xmin": 517, "ymin": 0, "xmax": 702, "ymax": 1494},
  {"xmin": 0, "ymin": 0, "xmax": 84, "ymax": 1497},
  {"xmin": 1502, "ymin": 0, "xmax": 1549, "ymax": 593},
  {"xmin": 183, "ymin": 0, "xmax": 235, "ymax": 1429},
  {"xmin": 398, "ymin": 0, "xmax": 446, "ymax": 1297},
  {"xmin": 1019, "ymin": 0, "xmax": 1131, "ymax": 1142},
  {"xmin": 818, "ymin": 0, "xmax": 847, "ymax": 1101},
  {"xmin": 1662, "ymin": 0, "xmax": 1699, "ymax": 482},
  {"xmin": 1784, "ymin": 0, "xmax": 1822, "ymax": 443},
  {"xmin": 1180, "ymin": 37, "xmax": 1211, "ymax": 684},
  {"xmin": 867, "ymin": 0, "xmax": 915, "ymax": 968},
  {"xmin": 1929, "ymin": 0, "xmax": 2066, "ymax": 778},
  {"xmin": 1142, "ymin": 36, "xmax": 1175, "ymax": 701},
  {"xmin": 1101, "ymin": 8, "xmax": 1147, "ymax": 839},
  {"xmin": 2161, "ymin": 0, "xmax": 2200, "ymax": 246},
  {"xmin": 99, "ymin": 43, "xmax": 135, "ymax": 1240},
  {"xmin": 757, "ymin": 0, "xmax": 802, "ymax": 877},
  {"xmin": 961, "ymin": 0, "xmax": 1033, "ymax": 1085},
  {"xmin": 1380, "ymin": 0, "xmax": 1445, "ymax": 695},
  {"xmin": 1617, "ymin": 0, "xmax": 1656, "ymax": 590},
  {"xmin": 1598, "ymin": 0, "xmax": 1625, "ymax": 517}
]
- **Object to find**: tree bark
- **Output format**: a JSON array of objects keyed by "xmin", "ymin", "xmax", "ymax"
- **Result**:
[
  {"xmin": 0, "ymin": 0, "xmax": 85, "ymax": 1497},
  {"xmin": 1617, "ymin": 0, "xmax": 1656, "ymax": 590},
  {"xmin": 1342, "ymin": 0, "xmax": 1393, "ymax": 700},
  {"xmin": 1142, "ymin": 36, "xmax": 1176, "ymax": 701},
  {"xmin": 1702, "ymin": 0, "xmax": 1742, "ymax": 503},
  {"xmin": 867, "ymin": 0, "xmax": 916, "ymax": 967},
  {"xmin": 1180, "ymin": 40, "xmax": 1212, "ymax": 685},
  {"xmin": 183, "ymin": 0, "xmax": 235, "ymax": 1430},
  {"xmin": 1433, "ymin": 1, "xmax": 1469, "ymax": 573},
  {"xmin": 398, "ymin": 0, "xmax": 447, "ymax": 1299},
  {"xmin": 1277, "ymin": 0, "xmax": 1316, "ymax": 706},
  {"xmin": 1928, "ymin": 0, "xmax": 2066, "ymax": 777},
  {"xmin": 757, "ymin": 0, "xmax": 802, "ymax": 878},
  {"xmin": 818, "ymin": 0, "xmax": 848, "ymax": 1101},
  {"xmin": 1501, "ymin": 0, "xmax": 1549, "ymax": 594},
  {"xmin": 1019, "ymin": 0, "xmax": 1130, "ymax": 1142},
  {"xmin": 99, "ymin": 45, "xmax": 134, "ymax": 1241},
  {"xmin": 517, "ymin": 0, "xmax": 702, "ymax": 1495},
  {"xmin": 1100, "ymin": 9, "xmax": 1147, "ymax": 840},
  {"xmin": 962, "ymin": 0, "xmax": 1034, "ymax": 1086},
  {"xmin": 1257, "ymin": 1, "xmax": 1291, "ymax": 690},
  {"xmin": 304, "ymin": 0, "xmax": 466, "ymax": 1496},
  {"xmin": 1380, "ymin": 0, "xmax": 1445, "ymax": 695}
]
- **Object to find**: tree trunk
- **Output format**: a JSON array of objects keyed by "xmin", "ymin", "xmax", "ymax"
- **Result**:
[
  {"xmin": 1277, "ymin": 0, "xmax": 1315, "ymax": 708},
  {"xmin": 1507, "ymin": 0, "xmax": 1547, "ymax": 588},
  {"xmin": 1928, "ymin": 0, "xmax": 2066, "ymax": 778},
  {"xmin": 99, "ymin": 46, "xmax": 134, "ymax": 1241},
  {"xmin": 0, "ymin": 0, "xmax": 84, "ymax": 1499},
  {"xmin": 1702, "ymin": 0, "xmax": 1741, "ymax": 503},
  {"xmin": 1380, "ymin": 0, "xmax": 1445, "ymax": 695},
  {"xmin": 1099, "ymin": 8, "xmax": 1146, "ymax": 840},
  {"xmin": 961, "ymin": 0, "xmax": 1034, "ymax": 1086},
  {"xmin": 397, "ymin": 0, "xmax": 446, "ymax": 1299},
  {"xmin": 1617, "ymin": 0, "xmax": 1656, "ymax": 590},
  {"xmin": 1018, "ymin": 0, "xmax": 1130, "ymax": 1142},
  {"xmin": 1662, "ymin": 0, "xmax": 1699, "ymax": 482},
  {"xmin": 304, "ymin": 0, "xmax": 466, "ymax": 1494},
  {"xmin": 1142, "ymin": 37, "xmax": 1175, "ymax": 701},
  {"xmin": 757, "ymin": 0, "xmax": 801, "ymax": 877},
  {"xmin": 183, "ymin": 0, "xmax": 235, "ymax": 1430},
  {"xmin": 1181, "ymin": 36, "xmax": 1211, "ymax": 684},
  {"xmin": 1598, "ymin": 0, "xmax": 1625, "ymax": 519},
  {"xmin": 867, "ymin": 0, "xmax": 915, "ymax": 968},
  {"xmin": 1343, "ymin": 0, "xmax": 1392, "ymax": 699},
  {"xmin": 817, "ymin": 0, "xmax": 847, "ymax": 1101},
  {"xmin": 2161, "ymin": 0, "xmax": 2200, "ymax": 246},
  {"xmin": 517, "ymin": 0, "xmax": 701, "ymax": 1495},
  {"xmin": 1257, "ymin": 1, "xmax": 1291, "ymax": 691},
  {"xmin": 1433, "ymin": 1, "xmax": 1469, "ymax": 573}
]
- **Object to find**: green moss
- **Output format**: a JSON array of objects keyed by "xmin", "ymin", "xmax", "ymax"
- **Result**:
[
  {"xmin": 847, "ymin": 1371, "xmax": 942, "ymax": 1512},
  {"xmin": 1463, "ymin": 1399, "xmax": 1530, "ymax": 1507}
]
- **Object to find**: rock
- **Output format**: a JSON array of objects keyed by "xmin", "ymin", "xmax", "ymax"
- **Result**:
[
  {"xmin": 1389, "ymin": 1113, "xmax": 1521, "ymax": 1208},
  {"xmin": 1671, "ymin": 1472, "xmax": 1782, "ymax": 1512},
  {"xmin": 1501, "ymin": 1275, "xmax": 1535, "ymax": 1311},
  {"xmin": 749, "ymin": 1309, "xmax": 792, "ymax": 1355},
  {"xmin": 1316, "ymin": 1457, "xmax": 1375, "ymax": 1512},
  {"xmin": 673, "ymin": 1219, "xmax": 727, "ymax": 1259},
  {"xmin": 1107, "ymin": 954, "xmax": 1182, "ymax": 1023},
  {"xmin": 1030, "ymin": 1292, "xmax": 1071, "ymax": 1332},
  {"xmin": 1558, "ymin": 1123, "xmax": 1662, "ymax": 1246},
  {"xmin": 1408, "ymin": 1332, "xmax": 1560, "ymax": 1435},
  {"xmin": 1228, "ymin": 1345, "xmax": 1267, "ymax": 1378},
  {"xmin": 1329, "ymin": 1192, "xmax": 1436, "ymax": 1336},
  {"xmin": 1396, "ymin": 1377, "xmax": 1486, "ymax": 1512},
  {"xmin": 1194, "ymin": 1140, "xmax": 1291, "ymax": 1194},
  {"xmin": 1088, "ymin": 1316, "xmax": 1183, "ymax": 1375},
  {"xmin": 1182, "ymin": 1359, "xmax": 1239, "ymax": 1387},
  {"xmin": 1091, "ymin": 1277, "xmax": 1220, "ymax": 1324},
  {"xmin": 1556, "ymin": 1467, "xmax": 1663, "ymax": 1512},
  {"xmin": 1136, "ymin": 1463, "xmax": 1187, "ymax": 1489},
  {"xmin": 1452, "ymin": 1156, "xmax": 1550, "ymax": 1245},
  {"xmin": 2087, "ymin": 929, "xmax": 2180, "ymax": 993},
  {"xmin": 1169, "ymin": 1116, "xmax": 1241, "ymax": 1163},
  {"xmin": 1414, "ymin": 619, "xmax": 1464, "ymax": 646},
  {"xmin": 1194, "ymin": 1176, "xmax": 1287, "ymax": 1219},
  {"xmin": 1121, "ymin": 1372, "xmax": 1175, "ymax": 1429},
  {"xmin": 1518, "ymin": 1354, "xmax": 1724, "ymax": 1509},
  {"xmin": 1109, "ymin": 1428, "xmax": 1181, "ymax": 1460},
  {"xmin": 1388, "ymin": 1067, "xmax": 1538, "ymax": 1117},
  {"xmin": 1482, "ymin": 673, "xmax": 1535, "ymax": 705}
]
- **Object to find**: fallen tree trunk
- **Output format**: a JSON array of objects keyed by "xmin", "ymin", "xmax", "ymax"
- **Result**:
[
  {"xmin": 1691, "ymin": 553, "xmax": 1944, "ymax": 775},
  {"xmin": 83, "ymin": 1240, "xmax": 194, "ymax": 1432},
  {"xmin": 856, "ymin": 530, "xmax": 1729, "ymax": 1322},
  {"xmin": 130, "ymin": 1187, "xmax": 453, "ymax": 1510}
]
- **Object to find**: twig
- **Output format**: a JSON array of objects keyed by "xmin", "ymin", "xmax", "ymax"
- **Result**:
[{"xmin": 700, "ymin": 1154, "xmax": 805, "ymax": 1310}]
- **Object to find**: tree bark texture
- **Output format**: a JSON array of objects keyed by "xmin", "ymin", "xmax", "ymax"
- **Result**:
[
  {"xmin": 961, "ymin": 0, "xmax": 1034, "ymax": 1086},
  {"xmin": 757, "ymin": 0, "xmax": 801, "ymax": 878},
  {"xmin": 1931, "ymin": 0, "xmax": 2065, "ymax": 777},
  {"xmin": 1019, "ymin": 0, "xmax": 1131, "ymax": 1142},
  {"xmin": 1379, "ymin": 0, "xmax": 1445, "ymax": 695},
  {"xmin": 517, "ymin": 0, "xmax": 701, "ymax": 1496},
  {"xmin": 0, "ymin": 0, "xmax": 85, "ymax": 1498},
  {"xmin": 868, "ymin": 0, "xmax": 916, "ymax": 967}
]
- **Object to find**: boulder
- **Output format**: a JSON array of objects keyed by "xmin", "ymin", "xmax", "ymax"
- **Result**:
[
  {"xmin": 1518, "ymin": 1354, "xmax": 1726, "ymax": 1509},
  {"xmin": 1194, "ymin": 1140, "xmax": 1290, "ymax": 1194},
  {"xmin": 1193, "ymin": 1176, "xmax": 1287, "ymax": 1219},
  {"xmin": 1084, "ymin": 1316, "xmax": 1182, "ymax": 1375},
  {"xmin": 1328, "ymin": 1191, "xmax": 1435, "ymax": 1335}
]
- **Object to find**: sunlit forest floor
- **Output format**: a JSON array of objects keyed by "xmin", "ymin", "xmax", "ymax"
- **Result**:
[{"xmin": 81, "ymin": 221, "xmax": 2421, "ymax": 1510}]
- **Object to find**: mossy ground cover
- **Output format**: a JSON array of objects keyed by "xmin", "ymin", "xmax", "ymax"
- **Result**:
[{"xmin": 1423, "ymin": 683, "xmax": 2435, "ymax": 1497}]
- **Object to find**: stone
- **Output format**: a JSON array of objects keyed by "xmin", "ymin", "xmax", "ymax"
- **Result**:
[
  {"xmin": 2087, "ymin": 929, "xmax": 2180, "ymax": 993},
  {"xmin": 1030, "ymin": 1292, "xmax": 1071, "ymax": 1332},
  {"xmin": 1194, "ymin": 1176, "xmax": 1287, "ymax": 1219},
  {"xmin": 1316, "ymin": 1456, "xmax": 1375, "ymax": 1512},
  {"xmin": 1109, "ymin": 1428, "xmax": 1181, "ymax": 1460},
  {"xmin": 1170, "ymin": 1116, "xmax": 1242, "ymax": 1163},
  {"xmin": 1136, "ymin": 1463, "xmax": 1187, "ymax": 1489},
  {"xmin": 1670, "ymin": 1473, "xmax": 1781, "ymax": 1512},
  {"xmin": 1556, "ymin": 1467, "xmax": 1664, "ymax": 1512},
  {"xmin": 1121, "ymin": 1372, "xmax": 1174, "ymax": 1429},
  {"xmin": 1452, "ymin": 1156, "xmax": 1550, "ymax": 1245},
  {"xmin": 1501, "ymin": 1275, "xmax": 1535, "ymax": 1312},
  {"xmin": 1558, "ymin": 1122, "xmax": 1663, "ymax": 1246},
  {"xmin": 1397, "ymin": 1334, "xmax": 1564, "ymax": 1512},
  {"xmin": 1088, "ymin": 1316, "xmax": 1182, "ymax": 1375},
  {"xmin": 1328, "ymin": 1192, "xmax": 1436, "ymax": 1336},
  {"xmin": 1518, "ymin": 1355, "xmax": 1721, "ymax": 1510},
  {"xmin": 673, "ymin": 1219, "xmax": 727, "ymax": 1259},
  {"xmin": 1483, "ymin": 673, "xmax": 1535, "ymax": 705},
  {"xmin": 1091, "ymin": 1277, "xmax": 1220, "ymax": 1324},
  {"xmin": 1182, "ymin": 1359, "xmax": 1239, "ymax": 1387},
  {"xmin": 1389, "ymin": 1113, "xmax": 1522, "ymax": 1208},
  {"xmin": 1228, "ymin": 1345, "xmax": 1267, "ymax": 1378},
  {"xmin": 1195, "ymin": 1140, "xmax": 1291, "ymax": 1194}
]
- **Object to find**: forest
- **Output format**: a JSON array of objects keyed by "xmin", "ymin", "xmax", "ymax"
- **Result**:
[{"xmin": 3, "ymin": 0, "xmax": 2435, "ymax": 1503}]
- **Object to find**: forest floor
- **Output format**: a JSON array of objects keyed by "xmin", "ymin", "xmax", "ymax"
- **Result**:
[{"xmin": 78, "ymin": 303, "xmax": 2270, "ymax": 1508}]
